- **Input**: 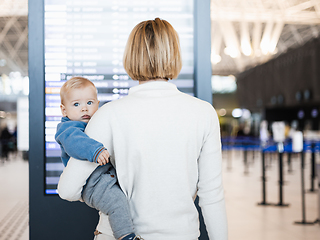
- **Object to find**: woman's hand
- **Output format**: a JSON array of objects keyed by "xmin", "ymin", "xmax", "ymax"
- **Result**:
[{"xmin": 97, "ymin": 149, "xmax": 110, "ymax": 166}]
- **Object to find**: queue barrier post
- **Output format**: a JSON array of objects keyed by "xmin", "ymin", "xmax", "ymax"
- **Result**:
[
  {"xmin": 271, "ymin": 142, "xmax": 289, "ymax": 207},
  {"xmin": 257, "ymin": 149, "xmax": 272, "ymax": 206},
  {"xmin": 294, "ymin": 151, "xmax": 315, "ymax": 225},
  {"xmin": 308, "ymin": 142, "xmax": 317, "ymax": 192},
  {"xmin": 315, "ymin": 163, "xmax": 320, "ymax": 224},
  {"xmin": 287, "ymin": 152, "xmax": 293, "ymax": 173}
]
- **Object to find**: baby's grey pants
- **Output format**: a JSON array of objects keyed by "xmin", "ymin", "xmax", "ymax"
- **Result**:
[{"xmin": 82, "ymin": 164, "xmax": 134, "ymax": 239}]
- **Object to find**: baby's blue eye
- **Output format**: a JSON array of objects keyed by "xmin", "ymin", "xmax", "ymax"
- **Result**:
[
  {"xmin": 74, "ymin": 102, "xmax": 79, "ymax": 107},
  {"xmin": 87, "ymin": 101, "xmax": 93, "ymax": 105}
]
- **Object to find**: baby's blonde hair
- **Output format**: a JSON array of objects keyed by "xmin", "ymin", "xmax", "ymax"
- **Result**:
[
  {"xmin": 123, "ymin": 18, "xmax": 182, "ymax": 81},
  {"xmin": 60, "ymin": 77, "xmax": 97, "ymax": 104}
]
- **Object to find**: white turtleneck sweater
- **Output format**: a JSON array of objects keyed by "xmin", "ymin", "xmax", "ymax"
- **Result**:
[{"xmin": 58, "ymin": 81, "xmax": 228, "ymax": 240}]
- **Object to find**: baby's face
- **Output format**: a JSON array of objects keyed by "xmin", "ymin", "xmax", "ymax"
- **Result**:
[{"xmin": 61, "ymin": 85, "xmax": 99, "ymax": 123}]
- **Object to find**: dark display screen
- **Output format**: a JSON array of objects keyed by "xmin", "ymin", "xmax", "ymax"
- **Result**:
[{"xmin": 44, "ymin": 0, "xmax": 194, "ymax": 194}]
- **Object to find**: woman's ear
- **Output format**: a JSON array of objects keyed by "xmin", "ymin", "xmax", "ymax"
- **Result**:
[{"xmin": 60, "ymin": 104, "xmax": 67, "ymax": 117}]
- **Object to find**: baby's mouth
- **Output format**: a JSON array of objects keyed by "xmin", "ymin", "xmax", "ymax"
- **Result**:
[{"xmin": 82, "ymin": 115, "xmax": 91, "ymax": 120}]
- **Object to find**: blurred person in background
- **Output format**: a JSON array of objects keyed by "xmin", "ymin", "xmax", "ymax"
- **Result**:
[{"xmin": 0, "ymin": 126, "xmax": 13, "ymax": 160}]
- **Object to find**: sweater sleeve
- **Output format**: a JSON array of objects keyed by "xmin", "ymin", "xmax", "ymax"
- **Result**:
[
  {"xmin": 197, "ymin": 106, "xmax": 228, "ymax": 240},
  {"xmin": 55, "ymin": 120, "xmax": 106, "ymax": 163}
]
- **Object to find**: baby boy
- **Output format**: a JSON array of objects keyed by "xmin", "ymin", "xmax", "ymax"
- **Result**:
[{"xmin": 55, "ymin": 77, "xmax": 142, "ymax": 240}]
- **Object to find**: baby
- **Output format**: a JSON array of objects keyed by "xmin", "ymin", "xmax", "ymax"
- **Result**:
[{"xmin": 55, "ymin": 76, "xmax": 142, "ymax": 240}]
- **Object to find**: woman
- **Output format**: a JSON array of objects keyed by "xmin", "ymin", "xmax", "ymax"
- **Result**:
[{"xmin": 59, "ymin": 18, "xmax": 228, "ymax": 240}]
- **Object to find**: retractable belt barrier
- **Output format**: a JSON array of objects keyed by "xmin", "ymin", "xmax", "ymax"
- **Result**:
[
  {"xmin": 222, "ymin": 137, "xmax": 320, "ymax": 225},
  {"xmin": 221, "ymin": 137, "xmax": 261, "ymax": 174}
]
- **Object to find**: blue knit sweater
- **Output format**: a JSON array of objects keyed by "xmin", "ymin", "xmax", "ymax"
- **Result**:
[{"xmin": 55, "ymin": 117, "xmax": 106, "ymax": 167}]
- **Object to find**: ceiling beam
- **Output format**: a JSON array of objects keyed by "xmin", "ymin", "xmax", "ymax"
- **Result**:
[
  {"xmin": 240, "ymin": 20, "xmax": 252, "ymax": 56},
  {"xmin": 218, "ymin": 21, "xmax": 241, "ymax": 58},
  {"xmin": 218, "ymin": 20, "xmax": 245, "ymax": 71},
  {"xmin": 260, "ymin": 20, "xmax": 274, "ymax": 54},
  {"xmin": 0, "ymin": 17, "xmax": 18, "ymax": 44},
  {"xmin": 0, "ymin": 0, "xmax": 28, "ymax": 16},
  {"xmin": 0, "ymin": 49, "xmax": 23, "ymax": 74},
  {"xmin": 311, "ymin": 0, "xmax": 320, "ymax": 17},
  {"xmin": 211, "ymin": 10, "xmax": 320, "ymax": 24},
  {"xmin": 269, "ymin": 21, "xmax": 284, "ymax": 53},
  {"xmin": 311, "ymin": 25, "xmax": 320, "ymax": 37},
  {"xmin": 252, "ymin": 21, "xmax": 262, "ymax": 55},
  {"xmin": 211, "ymin": 22, "xmax": 223, "ymax": 64},
  {"xmin": 9, "ymin": 22, "xmax": 28, "ymax": 60},
  {"xmin": 285, "ymin": 1, "xmax": 314, "ymax": 14},
  {"xmin": 289, "ymin": 24, "xmax": 304, "ymax": 45}
]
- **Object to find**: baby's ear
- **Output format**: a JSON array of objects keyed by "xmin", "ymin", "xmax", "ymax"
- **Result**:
[{"xmin": 60, "ymin": 104, "xmax": 67, "ymax": 117}]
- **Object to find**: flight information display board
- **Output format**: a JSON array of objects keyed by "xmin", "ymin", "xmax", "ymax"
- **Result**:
[{"xmin": 44, "ymin": 0, "xmax": 194, "ymax": 194}]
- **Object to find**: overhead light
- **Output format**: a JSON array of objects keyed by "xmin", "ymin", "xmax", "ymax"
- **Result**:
[
  {"xmin": 224, "ymin": 46, "xmax": 240, "ymax": 58},
  {"xmin": 260, "ymin": 41, "xmax": 269, "ymax": 55},
  {"xmin": 311, "ymin": 109, "xmax": 318, "ymax": 118},
  {"xmin": 218, "ymin": 108, "xmax": 226, "ymax": 116},
  {"xmin": 0, "ymin": 59, "xmax": 6, "ymax": 67},
  {"xmin": 211, "ymin": 54, "xmax": 221, "ymax": 64},
  {"xmin": 304, "ymin": 89, "xmax": 311, "ymax": 100},
  {"xmin": 241, "ymin": 41, "xmax": 252, "ymax": 56},
  {"xmin": 270, "ymin": 47, "xmax": 278, "ymax": 55},
  {"xmin": 0, "ymin": 111, "xmax": 6, "ymax": 118},
  {"xmin": 242, "ymin": 109, "xmax": 251, "ymax": 119},
  {"xmin": 297, "ymin": 110, "xmax": 304, "ymax": 119},
  {"xmin": 232, "ymin": 108, "xmax": 242, "ymax": 118}
]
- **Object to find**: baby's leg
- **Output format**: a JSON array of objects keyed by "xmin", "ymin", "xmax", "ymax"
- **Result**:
[{"xmin": 82, "ymin": 165, "xmax": 134, "ymax": 239}]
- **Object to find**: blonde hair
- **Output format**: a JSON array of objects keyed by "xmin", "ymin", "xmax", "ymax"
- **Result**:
[
  {"xmin": 123, "ymin": 18, "xmax": 182, "ymax": 81},
  {"xmin": 60, "ymin": 76, "xmax": 97, "ymax": 104}
]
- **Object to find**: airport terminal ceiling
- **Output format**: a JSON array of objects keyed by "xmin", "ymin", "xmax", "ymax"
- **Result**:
[
  {"xmin": 1, "ymin": 0, "xmax": 320, "ymax": 77},
  {"xmin": 210, "ymin": 0, "xmax": 320, "ymax": 75}
]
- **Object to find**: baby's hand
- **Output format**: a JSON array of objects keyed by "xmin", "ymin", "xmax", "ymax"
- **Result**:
[{"xmin": 97, "ymin": 149, "xmax": 110, "ymax": 166}]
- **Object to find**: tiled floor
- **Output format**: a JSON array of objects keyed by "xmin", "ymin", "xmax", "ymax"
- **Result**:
[
  {"xmin": 0, "ymin": 153, "xmax": 28, "ymax": 240},
  {"xmin": 223, "ymin": 149, "xmax": 320, "ymax": 240},
  {"xmin": 0, "ymin": 150, "xmax": 319, "ymax": 240}
]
